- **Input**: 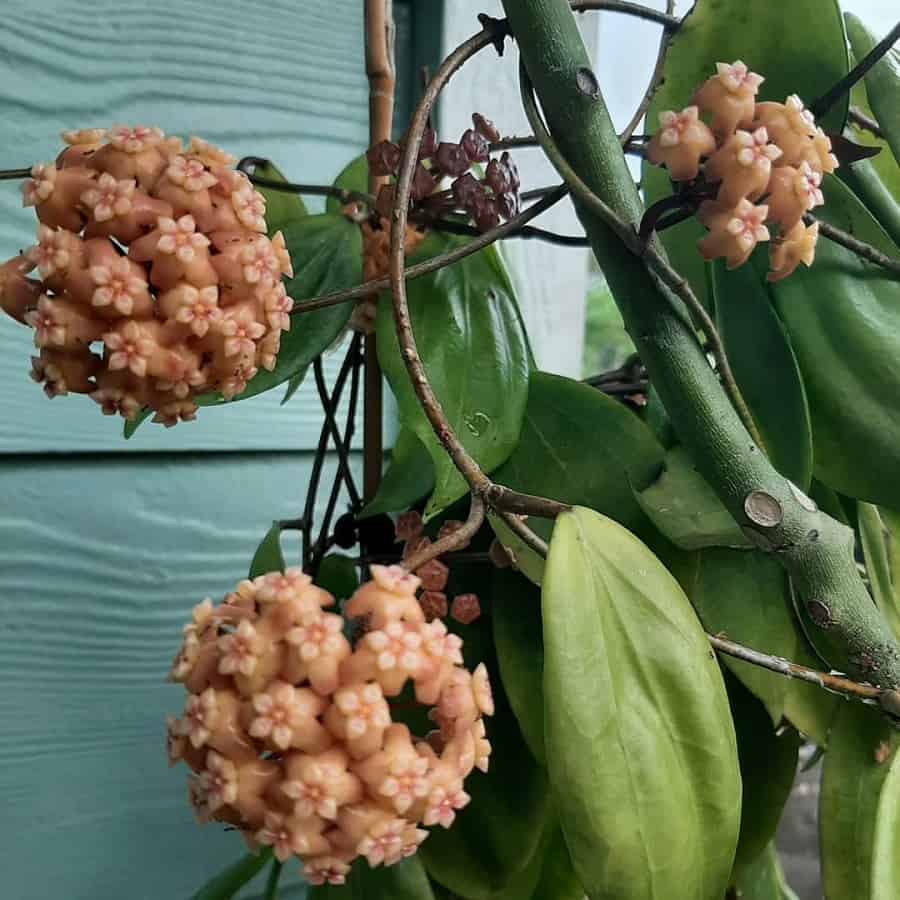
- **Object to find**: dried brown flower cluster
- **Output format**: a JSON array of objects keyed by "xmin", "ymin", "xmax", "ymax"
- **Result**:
[
  {"xmin": 167, "ymin": 564, "xmax": 493, "ymax": 886},
  {"xmin": 647, "ymin": 62, "xmax": 838, "ymax": 281},
  {"xmin": 396, "ymin": 510, "xmax": 482, "ymax": 624},
  {"xmin": 367, "ymin": 113, "xmax": 520, "ymax": 232},
  {"xmin": 0, "ymin": 126, "xmax": 293, "ymax": 426}
]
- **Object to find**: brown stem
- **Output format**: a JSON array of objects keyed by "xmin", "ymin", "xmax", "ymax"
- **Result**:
[
  {"xmin": 363, "ymin": 0, "xmax": 396, "ymax": 503},
  {"xmin": 618, "ymin": 0, "xmax": 676, "ymax": 144},
  {"xmin": 403, "ymin": 496, "xmax": 487, "ymax": 571},
  {"xmin": 808, "ymin": 214, "xmax": 900, "ymax": 277},
  {"xmin": 570, "ymin": 0, "xmax": 679, "ymax": 28}
]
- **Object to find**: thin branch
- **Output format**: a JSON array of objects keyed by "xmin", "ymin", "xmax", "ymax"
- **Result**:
[
  {"xmin": 403, "ymin": 496, "xmax": 487, "ymax": 571},
  {"xmin": 385, "ymin": 21, "xmax": 566, "ymax": 551},
  {"xmin": 706, "ymin": 633, "xmax": 895, "ymax": 708},
  {"xmin": 570, "ymin": 0, "xmax": 680, "ymax": 29},
  {"xmin": 809, "ymin": 214, "xmax": 900, "ymax": 277},
  {"xmin": 499, "ymin": 510, "xmax": 550, "ymax": 556},
  {"xmin": 518, "ymin": 63, "xmax": 766, "ymax": 450},
  {"xmin": 290, "ymin": 186, "xmax": 568, "ymax": 316},
  {"xmin": 415, "ymin": 212, "xmax": 589, "ymax": 246},
  {"xmin": 849, "ymin": 106, "xmax": 885, "ymax": 139},
  {"xmin": 811, "ymin": 20, "xmax": 900, "ymax": 119},
  {"xmin": 237, "ymin": 157, "xmax": 376, "ymax": 207},
  {"xmin": 0, "ymin": 167, "xmax": 31, "ymax": 181},
  {"xmin": 618, "ymin": 0, "xmax": 676, "ymax": 144}
]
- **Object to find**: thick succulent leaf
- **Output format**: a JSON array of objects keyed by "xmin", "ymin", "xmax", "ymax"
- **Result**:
[
  {"xmin": 254, "ymin": 160, "xmax": 309, "ymax": 236},
  {"xmin": 712, "ymin": 258, "xmax": 813, "ymax": 489},
  {"xmin": 635, "ymin": 445, "xmax": 751, "ymax": 550},
  {"xmin": 726, "ymin": 675, "xmax": 800, "ymax": 876},
  {"xmin": 314, "ymin": 554, "xmax": 358, "ymax": 603},
  {"xmin": 123, "ymin": 408, "xmax": 152, "ymax": 439},
  {"xmin": 642, "ymin": 0, "xmax": 849, "ymax": 307},
  {"xmin": 841, "ymin": 47, "xmax": 900, "ymax": 245},
  {"xmin": 820, "ymin": 703, "xmax": 900, "ymax": 900},
  {"xmin": 190, "ymin": 850, "xmax": 272, "ymax": 900},
  {"xmin": 207, "ymin": 213, "xmax": 360, "ymax": 404},
  {"xmin": 845, "ymin": 15, "xmax": 900, "ymax": 168},
  {"xmin": 734, "ymin": 845, "xmax": 799, "ymax": 900},
  {"xmin": 376, "ymin": 234, "xmax": 530, "ymax": 519},
  {"xmin": 543, "ymin": 507, "xmax": 741, "ymax": 900},
  {"xmin": 663, "ymin": 545, "xmax": 837, "ymax": 742},
  {"xmin": 492, "ymin": 371, "xmax": 664, "ymax": 541},
  {"xmin": 491, "ymin": 568, "xmax": 545, "ymax": 764},
  {"xmin": 421, "ymin": 585, "xmax": 549, "ymax": 899},
  {"xmin": 359, "ymin": 428, "xmax": 434, "ymax": 518},
  {"xmin": 530, "ymin": 827, "xmax": 585, "ymax": 900},
  {"xmin": 770, "ymin": 176, "xmax": 900, "ymax": 507},
  {"xmin": 326, "ymin": 153, "xmax": 369, "ymax": 215},
  {"xmin": 249, "ymin": 522, "xmax": 285, "ymax": 578},
  {"xmin": 859, "ymin": 503, "xmax": 900, "ymax": 639}
]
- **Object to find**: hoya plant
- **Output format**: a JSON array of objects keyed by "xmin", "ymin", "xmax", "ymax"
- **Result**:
[{"xmin": 1, "ymin": 0, "xmax": 899, "ymax": 897}]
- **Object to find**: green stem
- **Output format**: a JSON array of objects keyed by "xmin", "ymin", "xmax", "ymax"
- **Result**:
[
  {"xmin": 501, "ymin": 0, "xmax": 900, "ymax": 689},
  {"xmin": 263, "ymin": 859, "xmax": 283, "ymax": 900}
]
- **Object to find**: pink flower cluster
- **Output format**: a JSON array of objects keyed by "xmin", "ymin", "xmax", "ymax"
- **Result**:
[
  {"xmin": 167, "ymin": 564, "xmax": 493, "ymax": 886},
  {"xmin": 395, "ymin": 510, "xmax": 482, "ymax": 625},
  {"xmin": 0, "ymin": 127, "xmax": 293, "ymax": 426},
  {"xmin": 647, "ymin": 62, "xmax": 837, "ymax": 281}
]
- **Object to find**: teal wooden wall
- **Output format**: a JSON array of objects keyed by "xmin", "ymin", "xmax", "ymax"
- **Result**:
[{"xmin": 0, "ymin": 2, "xmax": 431, "ymax": 897}]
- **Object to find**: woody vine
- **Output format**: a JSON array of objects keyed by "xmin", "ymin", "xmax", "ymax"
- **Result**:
[{"xmin": 2, "ymin": 0, "xmax": 900, "ymax": 898}]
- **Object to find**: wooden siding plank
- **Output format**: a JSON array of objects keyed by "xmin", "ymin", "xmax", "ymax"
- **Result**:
[{"xmin": 0, "ymin": 453, "xmax": 358, "ymax": 898}]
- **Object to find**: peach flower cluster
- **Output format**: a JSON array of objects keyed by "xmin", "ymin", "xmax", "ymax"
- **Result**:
[
  {"xmin": 395, "ymin": 510, "xmax": 482, "ymax": 625},
  {"xmin": 167, "ymin": 564, "xmax": 492, "ymax": 886},
  {"xmin": 0, "ymin": 126, "xmax": 293, "ymax": 426},
  {"xmin": 647, "ymin": 62, "xmax": 838, "ymax": 281}
]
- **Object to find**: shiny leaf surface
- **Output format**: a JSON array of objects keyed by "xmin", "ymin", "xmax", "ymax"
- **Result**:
[
  {"xmin": 543, "ymin": 507, "xmax": 741, "ymax": 900},
  {"xmin": 377, "ymin": 234, "xmax": 531, "ymax": 519},
  {"xmin": 359, "ymin": 428, "xmax": 434, "ymax": 518},
  {"xmin": 249, "ymin": 522, "xmax": 285, "ymax": 578}
]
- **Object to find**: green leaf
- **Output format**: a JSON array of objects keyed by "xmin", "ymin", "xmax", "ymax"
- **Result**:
[
  {"xmin": 314, "ymin": 554, "xmax": 358, "ymax": 603},
  {"xmin": 249, "ymin": 522, "xmax": 285, "ymax": 579},
  {"xmin": 254, "ymin": 160, "xmax": 309, "ymax": 236},
  {"xmin": 189, "ymin": 849, "xmax": 272, "ymax": 900},
  {"xmin": 726, "ymin": 674, "xmax": 800, "ymax": 876},
  {"xmin": 543, "ymin": 507, "xmax": 741, "ymax": 900},
  {"xmin": 635, "ymin": 445, "xmax": 751, "ymax": 550},
  {"xmin": 845, "ymin": 14, "xmax": 900, "ymax": 170},
  {"xmin": 326, "ymin": 154, "xmax": 369, "ymax": 215},
  {"xmin": 820, "ymin": 703, "xmax": 900, "ymax": 900},
  {"xmin": 859, "ymin": 503, "xmax": 900, "ymax": 639},
  {"xmin": 492, "ymin": 372, "xmax": 664, "ymax": 541},
  {"xmin": 662, "ymin": 544, "xmax": 837, "ymax": 742},
  {"xmin": 733, "ymin": 845, "xmax": 799, "ymax": 900},
  {"xmin": 376, "ymin": 234, "xmax": 530, "ymax": 519},
  {"xmin": 492, "ymin": 568, "xmax": 545, "ymax": 765},
  {"xmin": 359, "ymin": 428, "xmax": 434, "ymax": 518},
  {"xmin": 770, "ymin": 176, "xmax": 900, "ymax": 508},
  {"xmin": 529, "ymin": 827, "xmax": 585, "ymax": 900},
  {"xmin": 280, "ymin": 365, "xmax": 310, "ymax": 405},
  {"xmin": 841, "ymin": 46, "xmax": 900, "ymax": 246},
  {"xmin": 712, "ymin": 258, "xmax": 813, "ymax": 489},
  {"xmin": 123, "ymin": 408, "xmax": 152, "ymax": 439},
  {"xmin": 422, "ymin": 589, "xmax": 550, "ymax": 899},
  {"xmin": 642, "ymin": 0, "xmax": 850, "ymax": 307},
  {"xmin": 336, "ymin": 857, "xmax": 435, "ymax": 900}
]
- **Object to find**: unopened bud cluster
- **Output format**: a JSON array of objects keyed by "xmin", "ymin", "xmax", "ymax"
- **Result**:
[
  {"xmin": 368, "ymin": 113, "xmax": 520, "ymax": 232},
  {"xmin": 167, "ymin": 564, "xmax": 492, "ymax": 886},
  {"xmin": 647, "ymin": 62, "xmax": 838, "ymax": 281},
  {"xmin": 0, "ymin": 127, "xmax": 293, "ymax": 426},
  {"xmin": 395, "ymin": 510, "xmax": 482, "ymax": 624}
]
